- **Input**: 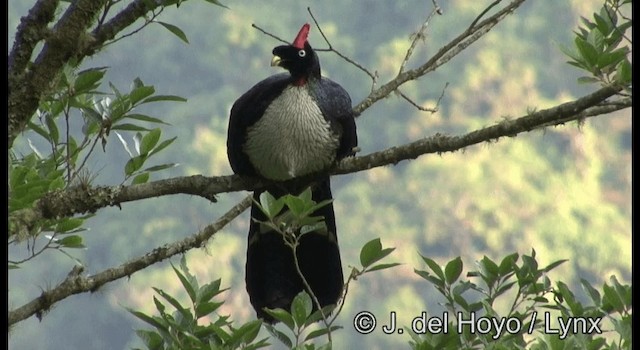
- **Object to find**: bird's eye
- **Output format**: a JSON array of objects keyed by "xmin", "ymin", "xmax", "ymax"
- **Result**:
[{"xmin": 298, "ymin": 50, "xmax": 306, "ymax": 58}]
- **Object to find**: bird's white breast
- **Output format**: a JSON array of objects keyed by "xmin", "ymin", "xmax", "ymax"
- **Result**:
[{"xmin": 244, "ymin": 86, "xmax": 339, "ymax": 180}]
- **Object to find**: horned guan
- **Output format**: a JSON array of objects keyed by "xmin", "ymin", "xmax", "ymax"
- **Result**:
[{"xmin": 226, "ymin": 23, "xmax": 357, "ymax": 322}]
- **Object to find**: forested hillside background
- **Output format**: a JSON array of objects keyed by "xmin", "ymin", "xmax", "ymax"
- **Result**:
[{"xmin": 8, "ymin": 0, "xmax": 631, "ymax": 349}]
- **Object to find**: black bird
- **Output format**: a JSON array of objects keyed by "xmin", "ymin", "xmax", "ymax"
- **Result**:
[{"xmin": 227, "ymin": 23, "xmax": 357, "ymax": 322}]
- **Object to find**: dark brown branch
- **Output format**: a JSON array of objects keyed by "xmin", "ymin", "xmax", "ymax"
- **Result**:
[
  {"xmin": 8, "ymin": 0, "xmax": 59, "ymax": 96},
  {"xmin": 8, "ymin": 85, "xmax": 628, "ymax": 239},
  {"xmin": 8, "ymin": 0, "xmax": 171, "ymax": 148},
  {"xmin": 8, "ymin": 0, "xmax": 110, "ymax": 148},
  {"xmin": 8, "ymin": 195, "xmax": 252, "ymax": 327}
]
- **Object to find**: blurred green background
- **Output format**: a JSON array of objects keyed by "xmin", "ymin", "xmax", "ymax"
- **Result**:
[{"xmin": 8, "ymin": 0, "xmax": 630, "ymax": 349}]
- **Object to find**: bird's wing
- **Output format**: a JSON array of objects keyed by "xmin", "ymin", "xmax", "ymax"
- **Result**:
[{"xmin": 227, "ymin": 73, "xmax": 292, "ymax": 176}]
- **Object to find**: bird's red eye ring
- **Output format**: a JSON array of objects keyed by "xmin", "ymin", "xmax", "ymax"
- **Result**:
[{"xmin": 298, "ymin": 50, "xmax": 306, "ymax": 58}]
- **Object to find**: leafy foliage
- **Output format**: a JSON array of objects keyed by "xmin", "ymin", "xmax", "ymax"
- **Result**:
[
  {"xmin": 8, "ymin": 63, "xmax": 183, "ymax": 267},
  {"xmin": 129, "ymin": 256, "xmax": 269, "ymax": 350},
  {"xmin": 560, "ymin": 0, "xmax": 631, "ymax": 85},
  {"xmin": 409, "ymin": 252, "xmax": 630, "ymax": 350}
]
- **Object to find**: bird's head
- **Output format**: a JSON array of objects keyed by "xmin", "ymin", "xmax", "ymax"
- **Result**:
[{"xmin": 271, "ymin": 23, "xmax": 320, "ymax": 84}]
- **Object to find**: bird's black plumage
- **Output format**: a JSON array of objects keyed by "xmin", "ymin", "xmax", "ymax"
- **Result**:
[{"xmin": 226, "ymin": 23, "xmax": 357, "ymax": 323}]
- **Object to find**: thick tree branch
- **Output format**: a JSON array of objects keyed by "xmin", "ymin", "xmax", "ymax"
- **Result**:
[
  {"xmin": 8, "ymin": 196, "xmax": 252, "ymax": 327},
  {"xmin": 337, "ymin": 86, "xmax": 628, "ymax": 174},
  {"xmin": 8, "ymin": 0, "xmax": 109, "ymax": 148},
  {"xmin": 8, "ymin": 0, "xmax": 170, "ymax": 148},
  {"xmin": 8, "ymin": 85, "xmax": 629, "ymax": 238},
  {"xmin": 8, "ymin": 0, "xmax": 59, "ymax": 97}
]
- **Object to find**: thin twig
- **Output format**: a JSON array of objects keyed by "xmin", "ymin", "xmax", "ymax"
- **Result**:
[
  {"xmin": 307, "ymin": 7, "xmax": 378, "ymax": 84},
  {"xmin": 353, "ymin": 0, "xmax": 527, "ymax": 117},
  {"xmin": 399, "ymin": 0, "xmax": 443, "ymax": 74},
  {"xmin": 251, "ymin": 23, "xmax": 289, "ymax": 45},
  {"xmin": 467, "ymin": 0, "xmax": 502, "ymax": 32}
]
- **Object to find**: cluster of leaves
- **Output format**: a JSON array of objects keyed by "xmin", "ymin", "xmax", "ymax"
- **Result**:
[
  {"xmin": 8, "ymin": 63, "xmax": 183, "ymax": 266},
  {"xmin": 129, "ymin": 256, "xmax": 269, "ymax": 350},
  {"xmin": 409, "ymin": 251, "xmax": 631, "ymax": 349},
  {"xmin": 131, "ymin": 190, "xmax": 401, "ymax": 349},
  {"xmin": 560, "ymin": 0, "xmax": 631, "ymax": 86}
]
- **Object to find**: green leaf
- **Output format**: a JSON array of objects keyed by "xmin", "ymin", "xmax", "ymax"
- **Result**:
[
  {"xmin": 112, "ymin": 123, "xmax": 152, "ymax": 132},
  {"xmin": 521, "ymin": 254, "xmax": 538, "ymax": 273},
  {"xmin": 586, "ymin": 28, "xmax": 605, "ymax": 52},
  {"xmin": 542, "ymin": 259, "xmax": 568, "ymax": 273},
  {"xmin": 149, "ymin": 137, "xmax": 177, "ymax": 157},
  {"xmin": 135, "ymin": 330, "xmax": 164, "ymax": 349},
  {"xmin": 304, "ymin": 325, "xmax": 342, "ymax": 342},
  {"xmin": 420, "ymin": 254, "xmax": 446, "ymax": 282},
  {"xmin": 27, "ymin": 121, "xmax": 51, "ymax": 141},
  {"xmin": 203, "ymin": 0, "xmax": 229, "ymax": 9},
  {"xmin": 45, "ymin": 113, "xmax": 59, "ymax": 144},
  {"xmin": 291, "ymin": 291, "xmax": 312, "ymax": 327},
  {"xmin": 602, "ymin": 283, "xmax": 624, "ymax": 313},
  {"xmin": 498, "ymin": 253, "xmax": 518, "ymax": 275},
  {"xmin": 153, "ymin": 287, "xmax": 193, "ymax": 321},
  {"xmin": 596, "ymin": 48, "xmax": 627, "ymax": 69},
  {"xmin": 263, "ymin": 308, "xmax": 295, "ymax": 330},
  {"xmin": 143, "ymin": 163, "xmax": 177, "ymax": 173},
  {"xmin": 195, "ymin": 301, "xmax": 223, "ymax": 318},
  {"xmin": 58, "ymin": 235, "xmax": 85, "ymax": 248},
  {"xmin": 152, "ymin": 296, "xmax": 166, "ymax": 314},
  {"xmin": 283, "ymin": 194, "xmax": 306, "ymax": 217},
  {"xmin": 444, "ymin": 257, "xmax": 463, "ymax": 285},
  {"xmin": 265, "ymin": 324, "xmax": 293, "ymax": 348},
  {"xmin": 258, "ymin": 192, "xmax": 285, "ymax": 219},
  {"xmin": 574, "ymin": 37, "xmax": 599, "ymax": 68},
  {"xmin": 367, "ymin": 262, "xmax": 402, "ymax": 273},
  {"xmin": 140, "ymin": 95, "xmax": 187, "ymax": 104},
  {"xmin": 125, "ymin": 113, "xmax": 171, "ymax": 125},
  {"xmin": 55, "ymin": 218, "xmax": 84, "ymax": 233},
  {"xmin": 140, "ymin": 128, "xmax": 161, "ymax": 155},
  {"xmin": 227, "ymin": 320, "xmax": 263, "ymax": 346},
  {"xmin": 125, "ymin": 156, "xmax": 145, "ymax": 176},
  {"xmin": 74, "ymin": 68, "xmax": 106, "ymax": 93},
  {"xmin": 156, "ymin": 21, "xmax": 189, "ymax": 44},
  {"xmin": 494, "ymin": 281, "xmax": 517, "ymax": 299},
  {"xmin": 299, "ymin": 222, "xmax": 327, "ymax": 235},
  {"xmin": 414, "ymin": 269, "xmax": 445, "ymax": 288},
  {"xmin": 577, "ymin": 76, "xmax": 601, "ymax": 84},
  {"xmin": 129, "ymin": 85, "xmax": 156, "ymax": 105},
  {"xmin": 616, "ymin": 59, "xmax": 631, "ymax": 85},
  {"xmin": 127, "ymin": 308, "xmax": 170, "ymax": 332},
  {"xmin": 132, "ymin": 172, "xmax": 150, "ymax": 184},
  {"xmin": 171, "ymin": 263, "xmax": 197, "ymax": 303},
  {"xmin": 478, "ymin": 256, "xmax": 500, "ymax": 288},
  {"xmin": 580, "ymin": 279, "xmax": 601, "ymax": 305},
  {"xmin": 196, "ymin": 279, "xmax": 224, "ymax": 304},
  {"xmin": 360, "ymin": 238, "xmax": 396, "ymax": 268},
  {"xmin": 304, "ymin": 304, "xmax": 337, "ymax": 326}
]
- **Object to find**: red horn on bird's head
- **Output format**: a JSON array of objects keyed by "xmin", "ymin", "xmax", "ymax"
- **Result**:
[{"xmin": 292, "ymin": 23, "xmax": 310, "ymax": 49}]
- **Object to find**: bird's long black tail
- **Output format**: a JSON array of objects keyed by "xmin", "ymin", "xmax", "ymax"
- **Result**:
[{"xmin": 245, "ymin": 177, "xmax": 343, "ymax": 323}]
